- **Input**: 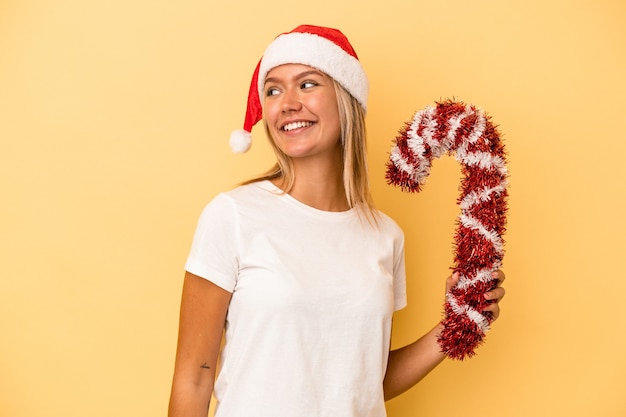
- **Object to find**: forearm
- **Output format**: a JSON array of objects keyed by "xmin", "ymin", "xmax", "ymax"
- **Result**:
[{"xmin": 383, "ymin": 323, "xmax": 446, "ymax": 401}]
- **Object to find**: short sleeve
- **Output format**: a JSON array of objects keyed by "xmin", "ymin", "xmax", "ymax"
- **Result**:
[
  {"xmin": 393, "ymin": 230, "xmax": 408, "ymax": 311},
  {"xmin": 185, "ymin": 194, "xmax": 239, "ymax": 292}
]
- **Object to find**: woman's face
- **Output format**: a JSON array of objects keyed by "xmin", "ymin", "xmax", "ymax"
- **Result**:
[{"xmin": 262, "ymin": 64, "xmax": 341, "ymax": 161}]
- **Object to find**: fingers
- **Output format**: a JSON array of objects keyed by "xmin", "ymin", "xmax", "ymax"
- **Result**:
[
  {"xmin": 445, "ymin": 271, "xmax": 460, "ymax": 293},
  {"xmin": 444, "ymin": 269, "xmax": 506, "ymax": 321},
  {"xmin": 483, "ymin": 270, "xmax": 506, "ymax": 320},
  {"xmin": 492, "ymin": 269, "xmax": 506, "ymax": 284},
  {"xmin": 482, "ymin": 299, "xmax": 501, "ymax": 320},
  {"xmin": 484, "ymin": 285, "xmax": 505, "ymax": 303}
]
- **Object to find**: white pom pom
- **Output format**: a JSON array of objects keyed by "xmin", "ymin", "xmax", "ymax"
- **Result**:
[{"xmin": 229, "ymin": 129, "xmax": 252, "ymax": 153}]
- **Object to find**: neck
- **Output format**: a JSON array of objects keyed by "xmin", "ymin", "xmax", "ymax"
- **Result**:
[{"xmin": 273, "ymin": 154, "xmax": 349, "ymax": 212}]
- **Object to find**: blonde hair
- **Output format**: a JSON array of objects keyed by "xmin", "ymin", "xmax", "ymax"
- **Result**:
[{"xmin": 244, "ymin": 80, "xmax": 377, "ymax": 223}]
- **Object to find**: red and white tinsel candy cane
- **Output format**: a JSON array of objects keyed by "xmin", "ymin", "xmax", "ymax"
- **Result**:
[{"xmin": 386, "ymin": 99, "xmax": 508, "ymax": 360}]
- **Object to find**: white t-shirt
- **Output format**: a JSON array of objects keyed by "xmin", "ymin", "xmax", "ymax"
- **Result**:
[{"xmin": 185, "ymin": 181, "xmax": 407, "ymax": 417}]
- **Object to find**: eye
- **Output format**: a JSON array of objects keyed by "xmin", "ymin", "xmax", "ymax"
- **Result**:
[
  {"xmin": 265, "ymin": 87, "xmax": 280, "ymax": 97},
  {"xmin": 301, "ymin": 81, "xmax": 318, "ymax": 89}
]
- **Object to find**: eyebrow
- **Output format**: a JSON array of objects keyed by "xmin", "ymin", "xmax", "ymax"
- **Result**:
[{"xmin": 264, "ymin": 69, "xmax": 324, "ymax": 86}]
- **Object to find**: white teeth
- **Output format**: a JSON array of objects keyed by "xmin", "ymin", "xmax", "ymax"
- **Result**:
[{"xmin": 283, "ymin": 121, "xmax": 313, "ymax": 131}]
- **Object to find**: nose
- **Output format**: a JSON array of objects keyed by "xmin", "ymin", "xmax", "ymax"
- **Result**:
[{"xmin": 280, "ymin": 88, "xmax": 302, "ymax": 113}]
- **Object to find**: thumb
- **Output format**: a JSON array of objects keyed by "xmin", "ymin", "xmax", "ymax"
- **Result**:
[{"xmin": 445, "ymin": 271, "xmax": 460, "ymax": 293}]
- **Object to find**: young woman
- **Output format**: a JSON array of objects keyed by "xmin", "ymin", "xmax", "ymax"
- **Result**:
[{"xmin": 168, "ymin": 25, "xmax": 505, "ymax": 417}]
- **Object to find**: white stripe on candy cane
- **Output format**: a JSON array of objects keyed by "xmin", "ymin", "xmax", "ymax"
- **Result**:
[
  {"xmin": 408, "ymin": 107, "xmax": 437, "ymax": 161},
  {"xmin": 460, "ymin": 181, "xmax": 508, "ymax": 210},
  {"xmin": 447, "ymin": 292, "xmax": 490, "ymax": 334},
  {"xmin": 459, "ymin": 214, "xmax": 505, "ymax": 255},
  {"xmin": 456, "ymin": 264, "xmax": 502, "ymax": 291},
  {"xmin": 388, "ymin": 146, "xmax": 416, "ymax": 176},
  {"xmin": 456, "ymin": 145, "xmax": 508, "ymax": 176},
  {"xmin": 444, "ymin": 105, "xmax": 475, "ymax": 151},
  {"xmin": 415, "ymin": 106, "xmax": 447, "ymax": 158},
  {"xmin": 467, "ymin": 109, "xmax": 486, "ymax": 144}
]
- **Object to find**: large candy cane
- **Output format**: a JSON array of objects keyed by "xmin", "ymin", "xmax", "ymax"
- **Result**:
[{"xmin": 386, "ymin": 99, "xmax": 508, "ymax": 360}]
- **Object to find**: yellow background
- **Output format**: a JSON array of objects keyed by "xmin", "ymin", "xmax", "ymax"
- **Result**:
[{"xmin": 1, "ymin": 0, "xmax": 625, "ymax": 416}]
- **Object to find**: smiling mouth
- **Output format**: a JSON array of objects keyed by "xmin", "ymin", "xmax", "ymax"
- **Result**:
[{"xmin": 282, "ymin": 121, "xmax": 314, "ymax": 132}]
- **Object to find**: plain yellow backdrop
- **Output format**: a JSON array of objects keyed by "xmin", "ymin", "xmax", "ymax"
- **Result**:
[{"xmin": 1, "ymin": 0, "xmax": 625, "ymax": 416}]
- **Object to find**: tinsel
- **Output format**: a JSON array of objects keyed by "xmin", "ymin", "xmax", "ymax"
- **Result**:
[{"xmin": 386, "ymin": 99, "xmax": 508, "ymax": 360}]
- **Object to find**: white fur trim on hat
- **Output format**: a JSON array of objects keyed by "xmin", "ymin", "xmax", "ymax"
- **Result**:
[{"xmin": 257, "ymin": 32, "xmax": 369, "ymax": 112}]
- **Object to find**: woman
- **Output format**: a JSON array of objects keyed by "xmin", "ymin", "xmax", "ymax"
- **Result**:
[{"xmin": 168, "ymin": 25, "xmax": 505, "ymax": 417}]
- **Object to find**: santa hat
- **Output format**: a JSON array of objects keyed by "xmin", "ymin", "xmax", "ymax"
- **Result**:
[{"xmin": 229, "ymin": 24, "xmax": 369, "ymax": 153}]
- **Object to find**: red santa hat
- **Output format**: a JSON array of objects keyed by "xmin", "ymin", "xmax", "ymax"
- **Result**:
[{"xmin": 229, "ymin": 24, "xmax": 369, "ymax": 153}]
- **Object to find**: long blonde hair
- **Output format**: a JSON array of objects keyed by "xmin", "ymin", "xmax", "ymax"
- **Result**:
[{"xmin": 244, "ymin": 80, "xmax": 377, "ymax": 222}]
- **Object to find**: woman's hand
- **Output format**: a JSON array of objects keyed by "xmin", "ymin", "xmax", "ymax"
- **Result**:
[
  {"xmin": 445, "ymin": 270, "xmax": 506, "ymax": 321},
  {"xmin": 384, "ymin": 269, "xmax": 506, "ymax": 399}
]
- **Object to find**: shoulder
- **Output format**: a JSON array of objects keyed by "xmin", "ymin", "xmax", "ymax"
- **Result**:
[
  {"xmin": 197, "ymin": 181, "xmax": 277, "ymax": 215},
  {"xmin": 192, "ymin": 182, "xmax": 276, "ymax": 236},
  {"xmin": 205, "ymin": 181, "xmax": 275, "ymax": 208},
  {"xmin": 220, "ymin": 180, "xmax": 276, "ymax": 201},
  {"xmin": 374, "ymin": 209, "xmax": 404, "ymax": 236},
  {"xmin": 354, "ymin": 208, "xmax": 405, "ymax": 247}
]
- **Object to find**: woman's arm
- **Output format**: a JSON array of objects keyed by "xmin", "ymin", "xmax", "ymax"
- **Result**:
[
  {"xmin": 383, "ymin": 270, "xmax": 506, "ymax": 400},
  {"xmin": 168, "ymin": 271, "xmax": 232, "ymax": 417}
]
